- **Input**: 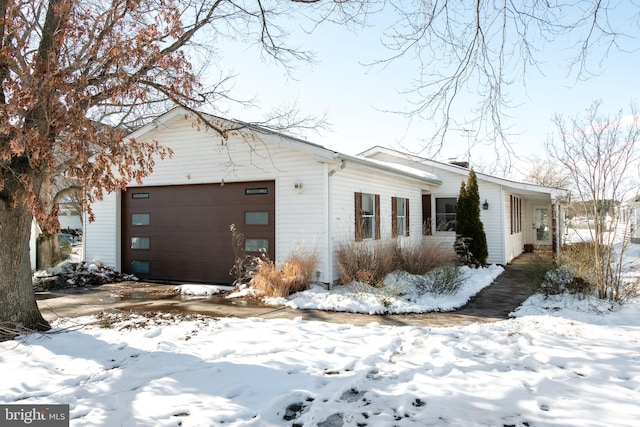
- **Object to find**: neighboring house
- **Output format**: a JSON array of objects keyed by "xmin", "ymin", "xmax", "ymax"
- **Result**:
[
  {"xmin": 30, "ymin": 221, "xmax": 42, "ymax": 271},
  {"xmin": 58, "ymin": 201, "xmax": 83, "ymax": 231},
  {"xmin": 29, "ymin": 203, "xmax": 82, "ymax": 271},
  {"xmin": 622, "ymin": 196, "xmax": 640, "ymax": 244},
  {"xmin": 83, "ymin": 107, "xmax": 567, "ymax": 285}
]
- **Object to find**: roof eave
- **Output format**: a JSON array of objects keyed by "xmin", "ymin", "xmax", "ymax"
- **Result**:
[{"xmin": 335, "ymin": 153, "xmax": 442, "ymax": 186}]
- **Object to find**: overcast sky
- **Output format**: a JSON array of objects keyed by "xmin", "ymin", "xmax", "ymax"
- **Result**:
[{"xmin": 206, "ymin": 2, "xmax": 640, "ymax": 177}]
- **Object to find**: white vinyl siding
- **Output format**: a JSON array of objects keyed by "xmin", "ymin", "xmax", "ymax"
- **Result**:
[
  {"xmin": 85, "ymin": 113, "xmax": 329, "ymax": 281},
  {"xmin": 362, "ymin": 150, "xmax": 506, "ymax": 264},
  {"xmin": 328, "ymin": 163, "xmax": 431, "ymax": 283},
  {"xmin": 83, "ymin": 191, "xmax": 120, "ymax": 269}
]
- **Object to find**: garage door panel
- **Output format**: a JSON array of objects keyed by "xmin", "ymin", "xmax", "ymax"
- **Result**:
[{"xmin": 122, "ymin": 181, "xmax": 275, "ymax": 283}]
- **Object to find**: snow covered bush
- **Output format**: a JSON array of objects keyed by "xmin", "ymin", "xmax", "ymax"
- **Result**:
[
  {"xmin": 409, "ymin": 265, "xmax": 465, "ymax": 295},
  {"xmin": 33, "ymin": 261, "xmax": 137, "ymax": 291},
  {"xmin": 539, "ymin": 267, "xmax": 592, "ymax": 297},
  {"xmin": 336, "ymin": 239, "xmax": 457, "ymax": 287}
]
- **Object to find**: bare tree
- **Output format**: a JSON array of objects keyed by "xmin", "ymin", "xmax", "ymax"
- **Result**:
[
  {"xmin": 0, "ymin": 0, "xmax": 359, "ymax": 330},
  {"xmin": 547, "ymin": 100, "xmax": 640, "ymax": 301},
  {"xmin": 522, "ymin": 158, "xmax": 573, "ymax": 189},
  {"xmin": 366, "ymin": 1, "xmax": 636, "ymax": 161},
  {"xmin": 1, "ymin": 0, "xmax": 636, "ymax": 330}
]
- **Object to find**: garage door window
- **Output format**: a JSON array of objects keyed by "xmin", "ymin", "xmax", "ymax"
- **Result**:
[
  {"xmin": 131, "ymin": 213, "xmax": 150, "ymax": 226},
  {"xmin": 245, "ymin": 212, "xmax": 269, "ymax": 225},
  {"xmin": 131, "ymin": 192, "xmax": 149, "ymax": 199},
  {"xmin": 245, "ymin": 188, "xmax": 268, "ymax": 195},
  {"xmin": 131, "ymin": 237, "xmax": 150, "ymax": 250},
  {"xmin": 245, "ymin": 238, "xmax": 269, "ymax": 252},
  {"xmin": 131, "ymin": 260, "xmax": 150, "ymax": 274}
]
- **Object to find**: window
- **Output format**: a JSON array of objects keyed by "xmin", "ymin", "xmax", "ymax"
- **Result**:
[
  {"xmin": 245, "ymin": 238, "xmax": 269, "ymax": 252},
  {"xmin": 435, "ymin": 197, "xmax": 457, "ymax": 231},
  {"xmin": 245, "ymin": 211, "xmax": 269, "ymax": 225},
  {"xmin": 511, "ymin": 195, "xmax": 522, "ymax": 234},
  {"xmin": 131, "ymin": 237, "xmax": 150, "ymax": 250},
  {"xmin": 131, "ymin": 260, "xmax": 150, "ymax": 274},
  {"xmin": 131, "ymin": 213, "xmax": 150, "ymax": 226},
  {"xmin": 355, "ymin": 192, "xmax": 380, "ymax": 241},
  {"xmin": 131, "ymin": 192, "xmax": 149, "ymax": 199},
  {"xmin": 392, "ymin": 197, "xmax": 410, "ymax": 237},
  {"xmin": 245, "ymin": 188, "xmax": 268, "ymax": 195}
]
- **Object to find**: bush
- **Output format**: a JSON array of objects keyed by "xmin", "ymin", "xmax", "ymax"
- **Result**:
[
  {"xmin": 335, "ymin": 240, "xmax": 397, "ymax": 287},
  {"xmin": 396, "ymin": 241, "xmax": 456, "ymax": 275},
  {"xmin": 538, "ymin": 267, "xmax": 593, "ymax": 296},
  {"xmin": 409, "ymin": 265, "xmax": 465, "ymax": 295},
  {"xmin": 454, "ymin": 236, "xmax": 473, "ymax": 265},
  {"xmin": 229, "ymin": 224, "xmax": 251, "ymax": 285},
  {"xmin": 456, "ymin": 169, "xmax": 489, "ymax": 266},
  {"xmin": 249, "ymin": 249, "xmax": 318, "ymax": 298},
  {"xmin": 557, "ymin": 242, "xmax": 601, "ymax": 286}
]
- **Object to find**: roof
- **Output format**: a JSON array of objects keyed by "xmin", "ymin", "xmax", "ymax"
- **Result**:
[
  {"xmin": 359, "ymin": 146, "xmax": 569, "ymax": 199},
  {"xmin": 129, "ymin": 106, "xmax": 443, "ymax": 186},
  {"xmin": 349, "ymin": 156, "xmax": 440, "ymax": 183}
]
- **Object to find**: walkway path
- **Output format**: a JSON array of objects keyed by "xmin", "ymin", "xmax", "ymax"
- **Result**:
[
  {"xmin": 257, "ymin": 252, "xmax": 543, "ymax": 327},
  {"xmin": 38, "ymin": 253, "xmax": 545, "ymax": 328}
]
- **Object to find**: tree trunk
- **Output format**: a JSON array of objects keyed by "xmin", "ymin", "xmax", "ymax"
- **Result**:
[
  {"xmin": 37, "ymin": 233, "xmax": 61, "ymax": 269},
  {"xmin": 0, "ymin": 202, "xmax": 50, "ymax": 331}
]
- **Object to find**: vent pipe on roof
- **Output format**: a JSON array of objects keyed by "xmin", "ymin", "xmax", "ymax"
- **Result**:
[{"xmin": 449, "ymin": 160, "xmax": 469, "ymax": 168}]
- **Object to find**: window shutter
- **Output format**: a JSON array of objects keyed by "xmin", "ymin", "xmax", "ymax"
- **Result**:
[
  {"xmin": 374, "ymin": 194, "xmax": 380, "ymax": 240},
  {"xmin": 406, "ymin": 198, "xmax": 410, "ymax": 237},
  {"xmin": 355, "ymin": 192, "xmax": 363, "ymax": 242},
  {"xmin": 391, "ymin": 197, "xmax": 398, "ymax": 238}
]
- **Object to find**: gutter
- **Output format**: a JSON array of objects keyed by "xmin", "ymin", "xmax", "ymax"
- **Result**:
[{"xmin": 335, "ymin": 154, "xmax": 442, "ymax": 186}]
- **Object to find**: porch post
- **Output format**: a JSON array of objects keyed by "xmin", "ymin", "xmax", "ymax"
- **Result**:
[{"xmin": 551, "ymin": 202, "xmax": 557, "ymax": 256}]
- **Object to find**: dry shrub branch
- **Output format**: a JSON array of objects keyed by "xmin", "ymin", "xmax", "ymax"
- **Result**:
[
  {"xmin": 335, "ymin": 239, "xmax": 456, "ymax": 286},
  {"xmin": 249, "ymin": 249, "xmax": 318, "ymax": 298}
]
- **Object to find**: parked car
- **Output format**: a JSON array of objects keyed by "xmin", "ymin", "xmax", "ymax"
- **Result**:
[{"xmin": 57, "ymin": 233, "xmax": 75, "ymax": 247}]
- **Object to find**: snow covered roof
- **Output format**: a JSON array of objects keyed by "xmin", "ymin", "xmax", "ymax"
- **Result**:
[
  {"xmin": 359, "ymin": 146, "xmax": 569, "ymax": 199},
  {"xmin": 349, "ymin": 155, "xmax": 441, "ymax": 184}
]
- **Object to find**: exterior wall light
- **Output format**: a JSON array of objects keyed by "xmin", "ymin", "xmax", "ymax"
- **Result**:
[{"xmin": 483, "ymin": 199, "xmax": 489, "ymax": 210}]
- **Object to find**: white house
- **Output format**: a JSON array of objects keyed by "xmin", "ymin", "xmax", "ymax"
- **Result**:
[
  {"xmin": 83, "ymin": 107, "xmax": 567, "ymax": 285},
  {"xmin": 622, "ymin": 196, "xmax": 640, "ymax": 244},
  {"xmin": 359, "ymin": 147, "xmax": 568, "ymax": 264},
  {"xmin": 58, "ymin": 201, "xmax": 83, "ymax": 231}
]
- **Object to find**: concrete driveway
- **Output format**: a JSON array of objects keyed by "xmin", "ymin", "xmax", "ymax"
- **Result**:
[{"xmin": 37, "ymin": 253, "xmax": 542, "ymax": 328}]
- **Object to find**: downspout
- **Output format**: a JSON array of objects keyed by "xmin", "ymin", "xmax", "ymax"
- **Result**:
[
  {"xmin": 82, "ymin": 208, "xmax": 88, "ymax": 264},
  {"xmin": 326, "ymin": 159, "xmax": 346, "ymax": 289}
]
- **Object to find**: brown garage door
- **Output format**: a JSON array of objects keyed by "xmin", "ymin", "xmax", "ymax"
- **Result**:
[{"xmin": 122, "ymin": 181, "xmax": 275, "ymax": 283}]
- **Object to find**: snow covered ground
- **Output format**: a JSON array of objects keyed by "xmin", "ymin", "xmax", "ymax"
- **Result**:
[
  {"xmin": 3, "ymin": 249, "xmax": 640, "ymax": 426},
  {"xmin": 181, "ymin": 264, "xmax": 504, "ymax": 315}
]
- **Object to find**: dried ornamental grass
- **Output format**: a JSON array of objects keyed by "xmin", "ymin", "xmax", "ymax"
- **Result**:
[
  {"xmin": 335, "ymin": 240, "xmax": 397, "ymax": 287},
  {"xmin": 250, "ymin": 250, "xmax": 318, "ymax": 298},
  {"xmin": 397, "ymin": 241, "xmax": 456, "ymax": 275}
]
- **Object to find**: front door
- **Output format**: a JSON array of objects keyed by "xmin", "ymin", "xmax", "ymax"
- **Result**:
[{"xmin": 533, "ymin": 206, "xmax": 551, "ymax": 245}]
